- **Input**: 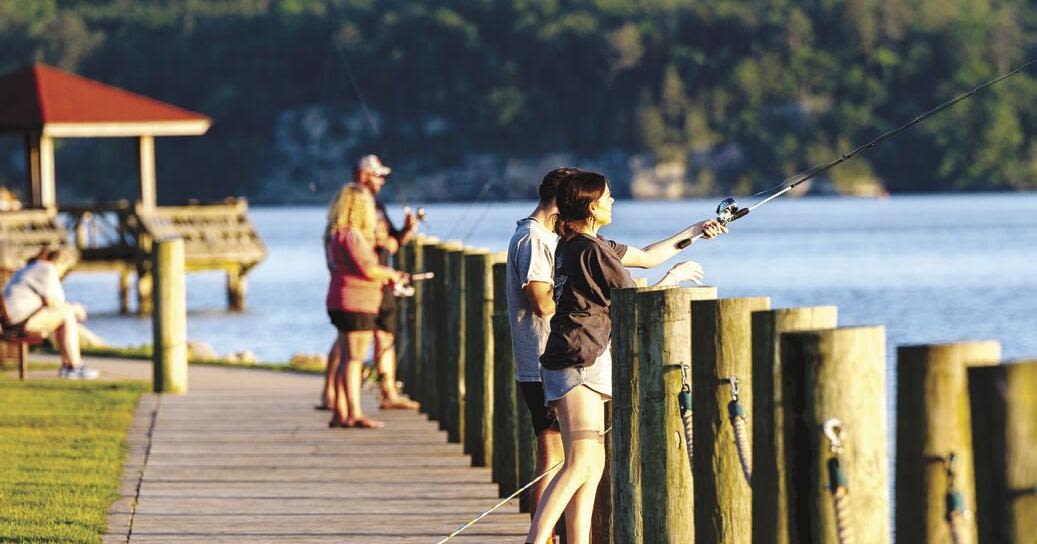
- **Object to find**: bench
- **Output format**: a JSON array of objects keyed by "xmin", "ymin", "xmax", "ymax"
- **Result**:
[{"xmin": 0, "ymin": 293, "xmax": 43, "ymax": 381}]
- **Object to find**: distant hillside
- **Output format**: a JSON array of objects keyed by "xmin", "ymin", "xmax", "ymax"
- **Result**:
[{"xmin": 0, "ymin": 0, "xmax": 1034, "ymax": 204}]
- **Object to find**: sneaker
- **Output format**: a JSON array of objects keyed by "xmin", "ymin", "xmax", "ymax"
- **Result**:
[{"xmin": 58, "ymin": 365, "xmax": 100, "ymax": 380}]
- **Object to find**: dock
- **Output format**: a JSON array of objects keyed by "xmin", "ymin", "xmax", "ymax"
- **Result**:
[{"xmin": 52, "ymin": 358, "xmax": 530, "ymax": 543}]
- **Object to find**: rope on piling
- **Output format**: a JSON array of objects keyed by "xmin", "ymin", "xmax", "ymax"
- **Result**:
[
  {"xmin": 943, "ymin": 453, "xmax": 970, "ymax": 544},
  {"xmin": 678, "ymin": 364, "xmax": 694, "ymax": 471},
  {"xmin": 724, "ymin": 376, "xmax": 752, "ymax": 485},
  {"xmin": 823, "ymin": 418, "xmax": 853, "ymax": 544}
]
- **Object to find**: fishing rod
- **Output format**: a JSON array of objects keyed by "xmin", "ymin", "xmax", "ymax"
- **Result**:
[
  {"xmin": 331, "ymin": 36, "xmax": 429, "ymax": 227},
  {"xmin": 675, "ymin": 56, "xmax": 1037, "ymax": 249}
]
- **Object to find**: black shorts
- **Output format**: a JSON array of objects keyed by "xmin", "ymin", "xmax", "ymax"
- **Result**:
[
  {"xmin": 375, "ymin": 285, "xmax": 398, "ymax": 333},
  {"xmin": 519, "ymin": 381, "xmax": 560, "ymax": 436},
  {"xmin": 328, "ymin": 310, "xmax": 376, "ymax": 333}
]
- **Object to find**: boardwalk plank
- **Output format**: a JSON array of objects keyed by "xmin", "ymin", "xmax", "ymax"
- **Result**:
[{"xmin": 74, "ymin": 358, "xmax": 532, "ymax": 544}]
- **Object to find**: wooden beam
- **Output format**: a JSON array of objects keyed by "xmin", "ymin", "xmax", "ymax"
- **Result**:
[
  {"xmin": 139, "ymin": 135, "xmax": 156, "ymax": 211},
  {"xmin": 43, "ymin": 119, "xmax": 211, "ymax": 138}
]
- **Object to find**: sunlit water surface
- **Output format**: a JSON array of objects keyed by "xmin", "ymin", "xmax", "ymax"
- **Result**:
[{"xmin": 66, "ymin": 193, "xmax": 1037, "ymax": 364}]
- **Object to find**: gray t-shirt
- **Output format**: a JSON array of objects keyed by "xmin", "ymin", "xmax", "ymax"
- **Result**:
[{"xmin": 505, "ymin": 217, "xmax": 558, "ymax": 382}]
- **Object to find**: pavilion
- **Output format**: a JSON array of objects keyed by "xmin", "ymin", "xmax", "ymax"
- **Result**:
[{"xmin": 0, "ymin": 64, "xmax": 264, "ymax": 313}]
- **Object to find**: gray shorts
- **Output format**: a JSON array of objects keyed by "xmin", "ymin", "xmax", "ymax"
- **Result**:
[{"xmin": 540, "ymin": 344, "xmax": 613, "ymax": 403}]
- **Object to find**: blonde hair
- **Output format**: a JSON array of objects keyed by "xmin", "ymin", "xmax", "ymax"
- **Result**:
[{"xmin": 325, "ymin": 183, "xmax": 377, "ymax": 243}]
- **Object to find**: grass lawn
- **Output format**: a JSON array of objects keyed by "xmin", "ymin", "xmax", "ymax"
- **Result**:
[{"xmin": 0, "ymin": 376, "xmax": 145, "ymax": 543}]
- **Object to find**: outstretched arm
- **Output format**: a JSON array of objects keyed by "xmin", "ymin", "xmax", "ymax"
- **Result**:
[{"xmin": 621, "ymin": 219, "xmax": 727, "ymax": 269}]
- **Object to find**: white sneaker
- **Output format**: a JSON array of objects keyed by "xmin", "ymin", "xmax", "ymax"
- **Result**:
[{"xmin": 59, "ymin": 365, "xmax": 100, "ymax": 380}]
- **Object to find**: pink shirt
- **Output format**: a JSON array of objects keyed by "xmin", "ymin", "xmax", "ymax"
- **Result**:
[{"xmin": 325, "ymin": 227, "xmax": 383, "ymax": 313}]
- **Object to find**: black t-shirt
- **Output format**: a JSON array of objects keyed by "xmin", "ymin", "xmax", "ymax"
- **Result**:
[{"xmin": 540, "ymin": 234, "xmax": 634, "ymax": 370}]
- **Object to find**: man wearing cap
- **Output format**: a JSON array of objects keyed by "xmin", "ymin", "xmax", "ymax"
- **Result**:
[{"xmin": 353, "ymin": 154, "xmax": 420, "ymax": 409}]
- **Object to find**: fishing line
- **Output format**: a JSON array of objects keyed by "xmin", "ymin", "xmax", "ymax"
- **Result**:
[
  {"xmin": 675, "ymin": 56, "xmax": 1037, "ymax": 249},
  {"xmin": 442, "ymin": 177, "xmax": 498, "ymax": 241},
  {"xmin": 330, "ymin": 35, "xmax": 420, "ymax": 212},
  {"xmin": 437, "ymin": 426, "xmax": 613, "ymax": 543}
]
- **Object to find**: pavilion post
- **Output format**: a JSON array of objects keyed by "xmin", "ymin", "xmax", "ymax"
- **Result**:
[
  {"xmin": 25, "ymin": 131, "xmax": 56, "ymax": 209},
  {"xmin": 138, "ymin": 135, "xmax": 157, "ymax": 212}
]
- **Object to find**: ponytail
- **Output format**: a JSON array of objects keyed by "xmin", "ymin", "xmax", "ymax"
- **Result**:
[{"xmin": 554, "ymin": 171, "xmax": 608, "ymax": 241}]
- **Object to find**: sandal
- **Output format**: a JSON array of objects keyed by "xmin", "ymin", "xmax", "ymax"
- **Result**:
[
  {"xmin": 328, "ymin": 418, "xmax": 348, "ymax": 428},
  {"xmin": 380, "ymin": 397, "xmax": 420, "ymax": 410},
  {"xmin": 346, "ymin": 417, "xmax": 384, "ymax": 429},
  {"xmin": 314, "ymin": 403, "xmax": 331, "ymax": 411}
]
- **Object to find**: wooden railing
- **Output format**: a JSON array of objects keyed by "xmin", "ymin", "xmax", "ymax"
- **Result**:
[{"xmin": 394, "ymin": 235, "xmax": 1036, "ymax": 544}]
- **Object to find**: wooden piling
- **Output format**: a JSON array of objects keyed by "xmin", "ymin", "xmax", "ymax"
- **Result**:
[
  {"xmin": 491, "ymin": 260, "xmax": 519, "ymax": 497},
  {"xmin": 442, "ymin": 243, "xmax": 467, "ymax": 444},
  {"xmin": 752, "ymin": 306, "xmax": 838, "ymax": 544},
  {"xmin": 895, "ymin": 341, "xmax": 1000, "ymax": 544},
  {"xmin": 395, "ymin": 240, "xmax": 413, "ymax": 386},
  {"xmin": 968, "ymin": 360, "xmax": 1036, "ymax": 544},
  {"xmin": 152, "ymin": 238, "xmax": 187, "ymax": 394},
  {"xmin": 464, "ymin": 249, "xmax": 495, "ymax": 467},
  {"xmin": 611, "ymin": 286, "xmax": 642, "ymax": 544},
  {"xmin": 636, "ymin": 286, "xmax": 719, "ymax": 543},
  {"xmin": 690, "ymin": 297, "xmax": 770, "ymax": 544},
  {"xmin": 226, "ymin": 268, "xmax": 246, "ymax": 311},
  {"xmin": 403, "ymin": 237, "xmax": 427, "ymax": 400},
  {"xmin": 421, "ymin": 241, "xmax": 446, "ymax": 420},
  {"xmin": 781, "ymin": 326, "xmax": 889, "ymax": 544},
  {"xmin": 136, "ymin": 270, "xmax": 152, "ymax": 314},
  {"xmin": 136, "ymin": 231, "xmax": 153, "ymax": 314},
  {"xmin": 118, "ymin": 268, "xmax": 131, "ymax": 314}
]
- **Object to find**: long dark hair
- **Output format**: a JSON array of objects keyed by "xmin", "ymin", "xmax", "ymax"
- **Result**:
[{"xmin": 555, "ymin": 171, "xmax": 608, "ymax": 241}]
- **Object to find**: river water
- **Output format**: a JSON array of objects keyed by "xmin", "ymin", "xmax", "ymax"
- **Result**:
[{"xmin": 64, "ymin": 193, "xmax": 1037, "ymax": 363}]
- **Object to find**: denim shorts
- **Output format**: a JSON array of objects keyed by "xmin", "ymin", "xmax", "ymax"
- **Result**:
[{"xmin": 540, "ymin": 344, "xmax": 613, "ymax": 403}]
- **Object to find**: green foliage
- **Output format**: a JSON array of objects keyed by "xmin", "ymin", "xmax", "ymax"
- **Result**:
[
  {"xmin": 0, "ymin": 377, "xmax": 145, "ymax": 543},
  {"xmin": 0, "ymin": 0, "xmax": 1033, "ymax": 200}
]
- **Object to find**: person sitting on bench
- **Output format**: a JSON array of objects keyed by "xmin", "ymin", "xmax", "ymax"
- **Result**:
[{"xmin": 2, "ymin": 247, "xmax": 98, "ymax": 379}]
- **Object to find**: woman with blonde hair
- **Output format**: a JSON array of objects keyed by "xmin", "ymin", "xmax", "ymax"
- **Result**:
[{"xmin": 324, "ymin": 184, "xmax": 406, "ymax": 428}]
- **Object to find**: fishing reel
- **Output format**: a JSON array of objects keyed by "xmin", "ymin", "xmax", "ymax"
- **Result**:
[
  {"xmin": 393, "ymin": 271, "xmax": 435, "ymax": 298},
  {"xmin": 675, "ymin": 197, "xmax": 751, "ymax": 249},
  {"xmin": 715, "ymin": 197, "xmax": 749, "ymax": 224}
]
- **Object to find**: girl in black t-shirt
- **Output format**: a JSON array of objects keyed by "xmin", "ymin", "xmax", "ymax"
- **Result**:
[{"xmin": 526, "ymin": 171, "xmax": 725, "ymax": 544}]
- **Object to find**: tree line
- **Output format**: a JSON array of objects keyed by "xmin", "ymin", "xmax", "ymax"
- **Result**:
[{"xmin": 0, "ymin": 0, "xmax": 1034, "ymax": 203}]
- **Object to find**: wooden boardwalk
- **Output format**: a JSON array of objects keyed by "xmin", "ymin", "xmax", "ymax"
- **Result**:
[{"xmin": 35, "ymin": 358, "xmax": 529, "ymax": 543}]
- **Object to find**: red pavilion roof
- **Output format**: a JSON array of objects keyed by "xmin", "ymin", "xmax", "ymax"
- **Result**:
[{"xmin": 0, "ymin": 63, "xmax": 210, "ymax": 137}]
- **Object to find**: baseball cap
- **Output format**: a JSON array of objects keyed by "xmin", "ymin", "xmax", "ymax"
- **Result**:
[{"xmin": 356, "ymin": 154, "xmax": 392, "ymax": 176}]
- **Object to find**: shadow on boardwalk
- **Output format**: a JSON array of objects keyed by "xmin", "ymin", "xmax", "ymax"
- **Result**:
[{"xmin": 50, "ymin": 358, "xmax": 530, "ymax": 543}]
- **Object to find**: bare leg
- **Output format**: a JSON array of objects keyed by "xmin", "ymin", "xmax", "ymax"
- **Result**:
[
  {"xmin": 321, "ymin": 338, "xmax": 342, "ymax": 408},
  {"xmin": 345, "ymin": 330, "xmax": 382, "ymax": 427},
  {"xmin": 376, "ymin": 330, "xmax": 418, "ymax": 409},
  {"xmin": 563, "ymin": 441, "xmax": 605, "ymax": 542},
  {"xmin": 530, "ymin": 428, "xmax": 564, "ymax": 517},
  {"xmin": 331, "ymin": 334, "xmax": 350, "ymax": 425},
  {"xmin": 526, "ymin": 386, "xmax": 606, "ymax": 544},
  {"xmin": 26, "ymin": 307, "xmax": 80, "ymax": 368}
]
